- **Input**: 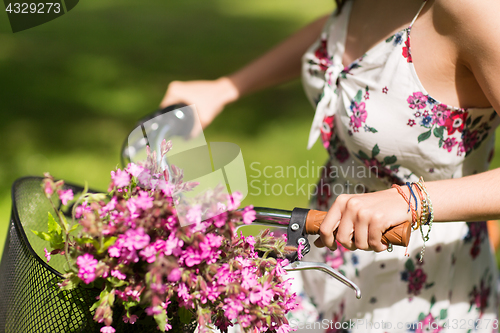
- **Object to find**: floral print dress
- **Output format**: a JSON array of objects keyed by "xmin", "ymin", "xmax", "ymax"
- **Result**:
[{"xmin": 291, "ymin": 1, "xmax": 500, "ymax": 332}]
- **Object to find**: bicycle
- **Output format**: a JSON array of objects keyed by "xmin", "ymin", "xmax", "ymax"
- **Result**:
[{"xmin": 0, "ymin": 105, "xmax": 410, "ymax": 333}]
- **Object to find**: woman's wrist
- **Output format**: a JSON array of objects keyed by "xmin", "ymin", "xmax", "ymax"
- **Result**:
[{"xmin": 215, "ymin": 76, "xmax": 240, "ymax": 106}]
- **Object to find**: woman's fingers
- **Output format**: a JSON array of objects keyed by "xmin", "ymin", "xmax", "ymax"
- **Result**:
[
  {"xmin": 315, "ymin": 189, "xmax": 410, "ymax": 252},
  {"xmin": 319, "ymin": 194, "xmax": 349, "ymax": 250},
  {"xmin": 367, "ymin": 212, "xmax": 389, "ymax": 252}
]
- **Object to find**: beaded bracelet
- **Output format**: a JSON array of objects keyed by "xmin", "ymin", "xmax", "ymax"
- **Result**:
[
  {"xmin": 413, "ymin": 177, "xmax": 433, "ymax": 261},
  {"xmin": 392, "ymin": 178, "xmax": 434, "ymax": 261},
  {"xmin": 411, "ymin": 183, "xmax": 427, "ymax": 229}
]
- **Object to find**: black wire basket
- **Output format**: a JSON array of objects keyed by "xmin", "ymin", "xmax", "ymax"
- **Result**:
[{"xmin": 0, "ymin": 177, "xmax": 197, "ymax": 333}]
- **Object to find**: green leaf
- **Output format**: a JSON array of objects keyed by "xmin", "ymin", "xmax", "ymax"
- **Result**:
[
  {"xmin": 107, "ymin": 277, "xmax": 128, "ymax": 288},
  {"xmin": 98, "ymin": 237, "xmax": 117, "ymax": 254},
  {"xmin": 179, "ymin": 307, "xmax": 192, "ymax": 324},
  {"xmin": 418, "ymin": 130, "xmax": 432, "ymax": 143},
  {"xmin": 433, "ymin": 126, "xmax": 444, "ymax": 139},
  {"xmin": 384, "ymin": 155, "xmax": 397, "ymax": 165},
  {"xmin": 430, "ymin": 295, "xmax": 436, "ymax": 308},
  {"xmin": 440, "ymin": 308, "xmax": 447, "ymax": 320},
  {"xmin": 418, "ymin": 312, "xmax": 426, "ymax": 322},
  {"xmin": 404, "ymin": 259, "xmax": 415, "ymax": 272},
  {"xmin": 123, "ymin": 300, "xmax": 139, "ymax": 311},
  {"xmin": 47, "ymin": 212, "xmax": 62, "ymax": 235},
  {"xmin": 31, "ymin": 230, "xmax": 51, "ymax": 242},
  {"xmin": 369, "ymin": 127, "xmax": 378, "ymax": 133},
  {"xmin": 60, "ymin": 215, "xmax": 69, "ymax": 233},
  {"xmin": 371, "ymin": 144, "xmax": 380, "ymax": 158},
  {"xmin": 466, "ymin": 116, "xmax": 472, "ymax": 126},
  {"xmin": 471, "ymin": 116, "xmax": 483, "ymax": 127},
  {"xmin": 358, "ymin": 150, "xmax": 370, "ymax": 160},
  {"xmin": 385, "ymin": 35, "xmax": 395, "ymax": 43},
  {"xmin": 75, "ymin": 237, "xmax": 95, "ymax": 245},
  {"xmin": 354, "ymin": 90, "xmax": 363, "ymax": 103},
  {"xmin": 390, "ymin": 164, "xmax": 400, "ymax": 171},
  {"xmin": 89, "ymin": 299, "xmax": 101, "ymax": 312},
  {"xmin": 438, "ymin": 138, "xmax": 444, "ymax": 148},
  {"xmin": 69, "ymin": 224, "xmax": 80, "ymax": 233}
]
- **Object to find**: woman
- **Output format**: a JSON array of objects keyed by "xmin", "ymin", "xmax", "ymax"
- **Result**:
[{"xmin": 161, "ymin": 0, "xmax": 500, "ymax": 331}]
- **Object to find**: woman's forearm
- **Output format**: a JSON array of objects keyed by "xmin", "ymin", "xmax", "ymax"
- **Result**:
[
  {"xmin": 424, "ymin": 167, "xmax": 500, "ymax": 222},
  {"xmin": 225, "ymin": 14, "xmax": 330, "ymax": 99}
]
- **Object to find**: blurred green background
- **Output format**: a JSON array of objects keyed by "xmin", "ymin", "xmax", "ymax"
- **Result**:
[{"xmin": 0, "ymin": 0, "xmax": 499, "ymax": 260}]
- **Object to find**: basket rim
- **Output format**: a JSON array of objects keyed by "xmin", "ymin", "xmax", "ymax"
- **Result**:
[{"xmin": 10, "ymin": 176, "xmax": 93, "ymax": 279}]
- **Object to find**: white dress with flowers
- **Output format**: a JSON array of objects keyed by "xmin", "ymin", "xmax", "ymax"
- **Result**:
[{"xmin": 290, "ymin": 1, "xmax": 500, "ymax": 332}]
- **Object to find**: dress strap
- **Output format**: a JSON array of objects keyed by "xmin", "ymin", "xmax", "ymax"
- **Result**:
[{"xmin": 410, "ymin": 1, "xmax": 427, "ymax": 27}]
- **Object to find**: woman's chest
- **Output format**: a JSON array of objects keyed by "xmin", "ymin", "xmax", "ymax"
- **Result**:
[{"xmin": 344, "ymin": 0, "xmax": 491, "ymax": 110}]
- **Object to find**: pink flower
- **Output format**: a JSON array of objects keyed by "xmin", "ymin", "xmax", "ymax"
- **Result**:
[
  {"xmin": 112, "ymin": 169, "xmax": 130, "ymax": 188},
  {"xmin": 407, "ymin": 119, "xmax": 416, "ymax": 127},
  {"xmin": 186, "ymin": 205, "xmax": 202, "ymax": 225},
  {"xmin": 245, "ymin": 235, "xmax": 256, "ymax": 247},
  {"xmin": 242, "ymin": 206, "xmax": 256, "ymax": 225},
  {"xmin": 415, "ymin": 313, "xmax": 442, "ymax": 333},
  {"xmin": 277, "ymin": 324, "xmax": 293, "ymax": 333},
  {"xmin": 126, "ymin": 163, "xmax": 144, "ymax": 178},
  {"xmin": 130, "ymin": 191, "xmax": 154, "ymax": 211},
  {"xmin": 77, "ymin": 253, "xmax": 98, "ymax": 284},
  {"xmin": 145, "ymin": 306, "xmax": 163, "ymax": 316},
  {"xmin": 407, "ymin": 92, "xmax": 427, "ymax": 109},
  {"xmin": 111, "ymin": 269, "xmax": 127, "ymax": 280},
  {"xmin": 212, "ymin": 212, "xmax": 227, "ymax": 228},
  {"xmin": 44, "ymin": 248, "xmax": 51, "ymax": 262},
  {"xmin": 57, "ymin": 189, "xmax": 73, "ymax": 205},
  {"xmin": 297, "ymin": 242, "xmax": 304, "ymax": 260},
  {"xmin": 443, "ymin": 138, "xmax": 458, "ymax": 152},
  {"xmin": 349, "ymin": 102, "xmax": 367, "ymax": 128},
  {"xmin": 249, "ymin": 282, "xmax": 274, "ymax": 306},
  {"xmin": 122, "ymin": 314, "xmax": 138, "ymax": 324},
  {"xmin": 241, "ymin": 268, "xmax": 258, "ymax": 289},
  {"xmin": 108, "ymin": 246, "xmax": 120, "ymax": 258},
  {"xmin": 44, "ymin": 181, "xmax": 53, "ymax": 196},
  {"xmin": 168, "ymin": 268, "xmax": 181, "ymax": 282},
  {"xmin": 223, "ymin": 298, "xmax": 244, "ymax": 320},
  {"xmin": 431, "ymin": 104, "xmax": 451, "ymax": 126},
  {"xmin": 139, "ymin": 245, "xmax": 158, "ymax": 263},
  {"xmin": 75, "ymin": 201, "xmax": 92, "ymax": 218},
  {"xmin": 227, "ymin": 192, "xmax": 243, "ymax": 211},
  {"xmin": 164, "ymin": 233, "xmax": 183, "ymax": 256},
  {"xmin": 177, "ymin": 283, "xmax": 191, "ymax": 303},
  {"xmin": 183, "ymin": 247, "xmax": 202, "ymax": 267},
  {"xmin": 123, "ymin": 227, "xmax": 150, "ymax": 250},
  {"xmin": 382, "ymin": 86, "xmax": 388, "ymax": 94},
  {"xmin": 100, "ymin": 326, "xmax": 115, "ymax": 333}
]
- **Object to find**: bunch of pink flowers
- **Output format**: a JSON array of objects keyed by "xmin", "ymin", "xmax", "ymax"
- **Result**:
[{"xmin": 38, "ymin": 140, "xmax": 297, "ymax": 333}]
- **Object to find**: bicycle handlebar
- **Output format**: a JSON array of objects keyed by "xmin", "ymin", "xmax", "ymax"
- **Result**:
[
  {"xmin": 252, "ymin": 207, "xmax": 411, "ymax": 247},
  {"xmin": 304, "ymin": 210, "xmax": 412, "ymax": 247}
]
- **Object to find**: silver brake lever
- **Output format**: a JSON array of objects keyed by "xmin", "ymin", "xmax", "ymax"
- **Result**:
[{"xmin": 284, "ymin": 261, "xmax": 362, "ymax": 299}]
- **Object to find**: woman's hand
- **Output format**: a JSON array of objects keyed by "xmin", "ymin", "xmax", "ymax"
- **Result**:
[
  {"xmin": 160, "ymin": 77, "xmax": 239, "ymax": 134},
  {"xmin": 314, "ymin": 188, "xmax": 412, "ymax": 252}
]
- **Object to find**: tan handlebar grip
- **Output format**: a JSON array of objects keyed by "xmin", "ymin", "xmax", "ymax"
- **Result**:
[{"xmin": 305, "ymin": 209, "xmax": 411, "ymax": 247}]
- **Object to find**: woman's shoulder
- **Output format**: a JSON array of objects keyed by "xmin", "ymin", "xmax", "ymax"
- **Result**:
[
  {"xmin": 433, "ymin": 0, "xmax": 499, "ymax": 37},
  {"xmin": 432, "ymin": 0, "xmax": 500, "ymax": 61}
]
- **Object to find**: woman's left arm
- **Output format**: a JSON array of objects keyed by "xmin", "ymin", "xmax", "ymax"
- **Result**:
[{"xmin": 317, "ymin": 0, "xmax": 500, "ymax": 252}]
